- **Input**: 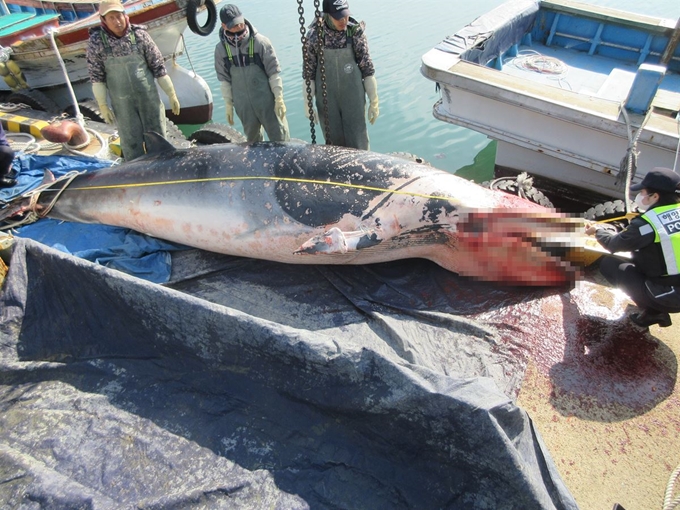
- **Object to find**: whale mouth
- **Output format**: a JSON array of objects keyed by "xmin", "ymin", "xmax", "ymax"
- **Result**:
[{"xmin": 455, "ymin": 210, "xmax": 594, "ymax": 286}]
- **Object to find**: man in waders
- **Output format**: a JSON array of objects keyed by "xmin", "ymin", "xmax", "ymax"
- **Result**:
[
  {"xmin": 214, "ymin": 4, "xmax": 289, "ymax": 143},
  {"xmin": 586, "ymin": 167, "xmax": 680, "ymax": 328},
  {"xmin": 86, "ymin": 0, "xmax": 180, "ymax": 161},
  {"xmin": 302, "ymin": 0, "xmax": 379, "ymax": 150}
]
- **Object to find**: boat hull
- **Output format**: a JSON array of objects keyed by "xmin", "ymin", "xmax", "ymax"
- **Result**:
[
  {"xmin": 0, "ymin": 0, "xmax": 213, "ymax": 124},
  {"xmin": 421, "ymin": 0, "xmax": 680, "ymax": 204}
]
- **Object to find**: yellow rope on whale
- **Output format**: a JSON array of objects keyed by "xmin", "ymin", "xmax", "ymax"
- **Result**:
[{"xmin": 64, "ymin": 175, "xmax": 459, "ymax": 202}]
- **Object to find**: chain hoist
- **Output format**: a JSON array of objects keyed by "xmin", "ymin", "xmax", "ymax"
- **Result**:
[{"xmin": 297, "ymin": 0, "xmax": 331, "ymax": 144}]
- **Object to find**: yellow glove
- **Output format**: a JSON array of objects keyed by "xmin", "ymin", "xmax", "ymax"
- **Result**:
[
  {"xmin": 269, "ymin": 73, "xmax": 287, "ymax": 121},
  {"xmin": 157, "ymin": 75, "xmax": 181, "ymax": 116},
  {"xmin": 302, "ymin": 80, "xmax": 318, "ymax": 124},
  {"xmin": 92, "ymin": 81, "xmax": 116, "ymax": 124},
  {"xmin": 220, "ymin": 81, "xmax": 234, "ymax": 125},
  {"xmin": 100, "ymin": 104, "xmax": 116, "ymax": 125},
  {"xmin": 363, "ymin": 75, "xmax": 379, "ymax": 125}
]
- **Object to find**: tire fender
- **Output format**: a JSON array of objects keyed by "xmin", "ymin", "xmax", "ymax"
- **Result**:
[{"xmin": 187, "ymin": 0, "xmax": 217, "ymax": 36}]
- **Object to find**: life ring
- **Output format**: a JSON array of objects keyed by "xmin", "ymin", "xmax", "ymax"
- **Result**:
[{"xmin": 187, "ymin": 0, "xmax": 217, "ymax": 37}]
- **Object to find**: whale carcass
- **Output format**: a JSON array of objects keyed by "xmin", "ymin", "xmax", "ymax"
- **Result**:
[{"xmin": 0, "ymin": 134, "xmax": 587, "ymax": 286}]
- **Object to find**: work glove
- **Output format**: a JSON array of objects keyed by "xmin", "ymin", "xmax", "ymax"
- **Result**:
[
  {"xmin": 268, "ymin": 73, "xmax": 287, "ymax": 121},
  {"xmin": 158, "ymin": 75, "xmax": 181, "ymax": 116},
  {"xmin": 220, "ymin": 80, "xmax": 234, "ymax": 125},
  {"xmin": 92, "ymin": 81, "xmax": 116, "ymax": 124},
  {"xmin": 363, "ymin": 75, "xmax": 379, "ymax": 125},
  {"xmin": 302, "ymin": 80, "xmax": 318, "ymax": 124}
]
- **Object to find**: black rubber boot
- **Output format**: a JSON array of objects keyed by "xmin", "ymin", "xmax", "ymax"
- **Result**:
[
  {"xmin": 0, "ymin": 176, "xmax": 16, "ymax": 188},
  {"xmin": 629, "ymin": 310, "xmax": 672, "ymax": 328}
]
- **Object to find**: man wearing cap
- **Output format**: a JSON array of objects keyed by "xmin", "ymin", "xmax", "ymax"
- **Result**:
[
  {"xmin": 302, "ymin": 0, "xmax": 379, "ymax": 150},
  {"xmin": 86, "ymin": 0, "xmax": 181, "ymax": 160},
  {"xmin": 214, "ymin": 4, "xmax": 289, "ymax": 143},
  {"xmin": 586, "ymin": 167, "xmax": 680, "ymax": 328}
]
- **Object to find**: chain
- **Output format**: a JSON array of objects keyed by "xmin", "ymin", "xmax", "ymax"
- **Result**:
[
  {"xmin": 315, "ymin": 8, "xmax": 332, "ymax": 144},
  {"xmin": 298, "ymin": 0, "xmax": 331, "ymax": 145},
  {"xmin": 297, "ymin": 0, "xmax": 317, "ymax": 144}
]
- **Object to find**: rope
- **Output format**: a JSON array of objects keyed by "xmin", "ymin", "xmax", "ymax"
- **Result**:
[
  {"xmin": 0, "ymin": 170, "xmax": 84, "ymax": 231},
  {"xmin": 0, "ymin": 102, "xmax": 33, "ymax": 113},
  {"xmin": 488, "ymin": 172, "xmax": 534, "ymax": 200},
  {"xmin": 178, "ymin": 34, "xmax": 198, "ymax": 76},
  {"xmin": 62, "ymin": 174, "xmax": 461, "ymax": 202},
  {"xmin": 63, "ymin": 127, "xmax": 108, "ymax": 158},
  {"xmin": 673, "ymin": 115, "xmax": 679, "ymax": 173},
  {"xmin": 507, "ymin": 51, "xmax": 571, "ymax": 89},
  {"xmin": 6, "ymin": 133, "xmax": 42, "ymax": 154},
  {"xmin": 47, "ymin": 27, "xmax": 85, "ymax": 129},
  {"xmin": 617, "ymin": 107, "xmax": 652, "ymax": 214},
  {"xmin": 665, "ymin": 464, "xmax": 680, "ymax": 510}
]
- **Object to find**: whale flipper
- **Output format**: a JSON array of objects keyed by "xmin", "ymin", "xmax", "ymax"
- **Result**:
[{"xmin": 295, "ymin": 226, "xmax": 392, "ymax": 255}]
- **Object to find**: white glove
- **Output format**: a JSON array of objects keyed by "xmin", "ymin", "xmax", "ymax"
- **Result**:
[
  {"xmin": 269, "ymin": 73, "xmax": 287, "ymax": 121},
  {"xmin": 92, "ymin": 81, "xmax": 116, "ymax": 124},
  {"xmin": 158, "ymin": 75, "xmax": 181, "ymax": 116},
  {"xmin": 220, "ymin": 80, "xmax": 234, "ymax": 125},
  {"xmin": 363, "ymin": 75, "xmax": 379, "ymax": 125},
  {"xmin": 302, "ymin": 80, "xmax": 318, "ymax": 124}
]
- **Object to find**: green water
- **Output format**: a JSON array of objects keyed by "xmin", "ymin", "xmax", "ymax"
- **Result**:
[{"xmin": 177, "ymin": 0, "xmax": 678, "ymax": 182}]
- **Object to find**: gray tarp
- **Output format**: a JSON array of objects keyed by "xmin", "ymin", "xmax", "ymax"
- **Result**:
[{"xmin": 0, "ymin": 238, "xmax": 578, "ymax": 509}]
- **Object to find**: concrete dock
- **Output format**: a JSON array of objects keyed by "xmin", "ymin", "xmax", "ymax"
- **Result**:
[{"xmin": 518, "ymin": 270, "xmax": 680, "ymax": 510}]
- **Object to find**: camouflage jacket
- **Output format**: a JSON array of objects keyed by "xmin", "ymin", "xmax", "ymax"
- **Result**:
[
  {"xmin": 86, "ymin": 24, "xmax": 167, "ymax": 83},
  {"xmin": 302, "ymin": 17, "xmax": 375, "ymax": 81}
]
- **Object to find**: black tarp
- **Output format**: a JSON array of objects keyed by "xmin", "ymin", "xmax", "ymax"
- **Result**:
[{"xmin": 0, "ymin": 238, "xmax": 579, "ymax": 509}]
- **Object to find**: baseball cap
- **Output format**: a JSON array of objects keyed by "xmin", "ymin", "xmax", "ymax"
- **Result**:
[
  {"xmin": 99, "ymin": 0, "xmax": 125, "ymax": 16},
  {"xmin": 220, "ymin": 4, "xmax": 244, "ymax": 28},
  {"xmin": 630, "ymin": 167, "xmax": 680, "ymax": 193},
  {"xmin": 323, "ymin": 0, "xmax": 350, "ymax": 20}
]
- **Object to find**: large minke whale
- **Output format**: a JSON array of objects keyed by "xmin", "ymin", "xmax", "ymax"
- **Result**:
[{"xmin": 1, "ymin": 134, "xmax": 587, "ymax": 286}]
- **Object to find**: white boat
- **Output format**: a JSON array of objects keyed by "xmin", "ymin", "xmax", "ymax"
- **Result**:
[
  {"xmin": 421, "ymin": 0, "xmax": 680, "ymax": 209},
  {"xmin": 0, "ymin": 0, "xmax": 218, "ymax": 124}
]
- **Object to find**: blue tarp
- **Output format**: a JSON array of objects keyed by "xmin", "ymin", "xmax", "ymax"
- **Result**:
[{"xmin": 2, "ymin": 154, "xmax": 187, "ymax": 283}]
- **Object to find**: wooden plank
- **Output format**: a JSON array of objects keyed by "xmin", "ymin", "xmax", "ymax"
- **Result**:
[
  {"xmin": 652, "ymin": 89, "xmax": 680, "ymax": 111},
  {"xmin": 541, "ymin": 0, "xmax": 675, "ymax": 32}
]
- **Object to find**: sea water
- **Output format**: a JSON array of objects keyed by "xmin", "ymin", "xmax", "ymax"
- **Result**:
[{"xmin": 176, "ymin": 0, "xmax": 678, "ymax": 180}]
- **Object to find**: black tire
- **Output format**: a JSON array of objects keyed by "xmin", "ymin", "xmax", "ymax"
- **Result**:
[
  {"xmin": 583, "ymin": 199, "xmax": 637, "ymax": 231},
  {"xmin": 484, "ymin": 175, "xmax": 554, "ymax": 208},
  {"xmin": 165, "ymin": 118, "xmax": 193, "ymax": 149},
  {"xmin": 189, "ymin": 123, "xmax": 246, "ymax": 145},
  {"xmin": 187, "ymin": 0, "xmax": 217, "ymax": 36},
  {"xmin": 63, "ymin": 99, "xmax": 105, "ymax": 123},
  {"xmin": 6, "ymin": 89, "xmax": 60, "ymax": 113},
  {"xmin": 388, "ymin": 152, "xmax": 431, "ymax": 166}
]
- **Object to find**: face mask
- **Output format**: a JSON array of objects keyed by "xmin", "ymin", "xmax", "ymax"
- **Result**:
[{"xmin": 634, "ymin": 192, "xmax": 653, "ymax": 212}]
